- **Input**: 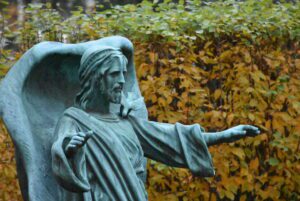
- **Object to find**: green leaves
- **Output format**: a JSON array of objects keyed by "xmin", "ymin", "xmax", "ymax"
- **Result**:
[
  {"xmin": 0, "ymin": 0, "xmax": 300, "ymax": 200},
  {"xmin": 268, "ymin": 157, "xmax": 279, "ymax": 166}
]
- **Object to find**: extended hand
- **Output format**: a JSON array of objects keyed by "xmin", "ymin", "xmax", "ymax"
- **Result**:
[
  {"xmin": 223, "ymin": 125, "xmax": 260, "ymax": 142},
  {"xmin": 65, "ymin": 130, "xmax": 93, "ymax": 157}
]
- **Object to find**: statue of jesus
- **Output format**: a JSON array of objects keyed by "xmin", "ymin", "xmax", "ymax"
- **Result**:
[{"xmin": 51, "ymin": 45, "xmax": 260, "ymax": 201}]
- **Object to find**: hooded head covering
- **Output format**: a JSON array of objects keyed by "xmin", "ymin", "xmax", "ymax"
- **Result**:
[
  {"xmin": 0, "ymin": 36, "xmax": 148, "ymax": 201},
  {"xmin": 76, "ymin": 46, "xmax": 128, "ymax": 108}
]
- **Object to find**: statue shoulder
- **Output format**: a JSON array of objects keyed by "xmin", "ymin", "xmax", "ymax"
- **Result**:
[
  {"xmin": 56, "ymin": 107, "xmax": 89, "ymax": 125},
  {"xmin": 63, "ymin": 106, "xmax": 88, "ymax": 118}
]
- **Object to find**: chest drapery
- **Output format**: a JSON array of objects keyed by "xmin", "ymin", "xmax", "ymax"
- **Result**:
[
  {"xmin": 52, "ymin": 108, "xmax": 147, "ymax": 201},
  {"xmin": 51, "ymin": 107, "xmax": 214, "ymax": 201}
]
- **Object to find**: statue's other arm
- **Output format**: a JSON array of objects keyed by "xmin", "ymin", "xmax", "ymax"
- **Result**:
[{"xmin": 51, "ymin": 115, "xmax": 91, "ymax": 192}]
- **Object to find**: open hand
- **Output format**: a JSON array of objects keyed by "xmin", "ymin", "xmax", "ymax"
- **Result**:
[
  {"xmin": 223, "ymin": 125, "xmax": 260, "ymax": 142},
  {"xmin": 65, "ymin": 130, "xmax": 93, "ymax": 157}
]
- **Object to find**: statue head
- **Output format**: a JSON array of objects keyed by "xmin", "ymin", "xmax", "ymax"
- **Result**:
[{"xmin": 75, "ymin": 46, "xmax": 128, "ymax": 109}]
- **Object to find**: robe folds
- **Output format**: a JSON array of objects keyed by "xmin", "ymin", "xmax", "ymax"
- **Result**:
[{"xmin": 51, "ymin": 107, "xmax": 215, "ymax": 201}]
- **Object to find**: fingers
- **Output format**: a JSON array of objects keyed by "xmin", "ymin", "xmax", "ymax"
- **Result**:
[
  {"xmin": 240, "ymin": 125, "xmax": 261, "ymax": 136},
  {"xmin": 77, "ymin": 131, "xmax": 86, "ymax": 138},
  {"xmin": 77, "ymin": 131, "xmax": 94, "ymax": 140},
  {"xmin": 73, "ymin": 135, "xmax": 85, "ymax": 142},
  {"xmin": 231, "ymin": 130, "xmax": 246, "ymax": 135},
  {"xmin": 66, "ymin": 144, "xmax": 77, "ymax": 149},
  {"xmin": 65, "ymin": 131, "xmax": 93, "ymax": 157},
  {"xmin": 69, "ymin": 137, "xmax": 84, "ymax": 147},
  {"xmin": 70, "ymin": 131, "xmax": 94, "ymax": 147},
  {"xmin": 243, "ymin": 125, "xmax": 259, "ymax": 131},
  {"xmin": 224, "ymin": 124, "xmax": 261, "ymax": 145},
  {"xmin": 229, "ymin": 125, "xmax": 260, "ymax": 136},
  {"xmin": 65, "ymin": 142, "xmax": 78, "ymax": 153}
]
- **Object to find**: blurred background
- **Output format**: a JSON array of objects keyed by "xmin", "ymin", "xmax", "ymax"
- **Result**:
[{"xmin": 0, "ymin": 0, "xmax": 299, "ymax": 201}]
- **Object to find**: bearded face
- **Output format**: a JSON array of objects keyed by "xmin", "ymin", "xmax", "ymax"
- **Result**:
[{"xmin": 100, "ymin": 58, "xmax": 127, "ymax": 104}]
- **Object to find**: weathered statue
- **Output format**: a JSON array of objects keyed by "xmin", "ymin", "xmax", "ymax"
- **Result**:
[{"xmin": 0, "ymin": 36, "xmax": 260, "ymax": 201}]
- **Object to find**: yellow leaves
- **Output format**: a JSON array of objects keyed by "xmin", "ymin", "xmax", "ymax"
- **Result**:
[
  {"xmin": 162, "ymin": 194, "xmax": 179, "ymax": 201},
  {"xmin": 243, "ymin": 49, "xmax": 252, "ymax": 64},
  {"xmin": 217, "ymin": 178, "xmax": 237, "ymax": 201},
  {"xmin": 295, "ymin": 59, "xmax": 300, "ymax": 69},
  {"xmin": 224, "ymin": 190, "xmax": 235, "ymax": 200},
  {"xmin": 210, "ymin": 193, "xmax": 217, "ymax": 201},
  {"xmin": 237, "ymin": 76, "xmax": 249, "ymax": 86},
  {"xmin": 179, "ymin": 77, "xmax": 193, "ymax": 89},
  {"xmin": 204, "ymin": 41, "xmax": 213, "ymax": 50},
  {"xmin": 240, "ymin": 194, "xmax": 247, "ymax": 201},
  {"xmin": 201, "ymin": 56, "xmax": 217, "ymax": 64},
  {"xmin": 249, "ymin": 157, "xmax": 259, "ymax": 171},
  {"xmin": 214, "ymin": 89, "xmax": 222, "ymax": 100},
  {"xmin": 0, "ymin": 66, "xmax": 10, "ymax": 77},
  {"xmin": 272, "ymin": 112, "xmax": 297, "ymax": 134},
  {"xmin": 257, "ymin": 186, "xmax": 281, "ymax": 200},
  {"xmin": 248, "ymin": 99, "xmax": 257, "ymax": 107},
  {"xmin": 264, "ymin": 57, "xmax": 281, "ymax": 68},
  {"xmin": 2, "ymin": 26, "xmax": 300, "ymax": 201},
  {"xmin": 158, "ymin": 97, "xmax": 166, "ymax": 107},
  {"xmin": 231, "ymin": 148, "xmax": 245, "ymax": 160},
  {"xmin": 247, "ymin": 113, "xmax": 255, "ymax": 121},
  {"xmin": 138, "ymin": 63, "xmax": 151, "ymax": 78},
  {"xmin": 150, "ymin": 94, "xmax": 157, "ymax": 103},
  {"xmin": 149, "ymin": 52, "xmax": 158, "ymax": 64},
  {"xmin": 226, "ymin": 113, "xmax": 235, "ymax": 126},
  {"xmin": 0, "ymin": 120, "xmax": 22, "ymax": 200},
  {"xmin": 219, "ymin": 50, "xmax": 234, "ymax": 63},
  {"xmin": 203, "ymin": 110, "xmax": 225, "ymax": 128},
  {"xmin": 250, "ymin": 72, "xmax": 267, "ymax": 85}
]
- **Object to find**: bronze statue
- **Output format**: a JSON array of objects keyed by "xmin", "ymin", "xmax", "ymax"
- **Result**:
[{"xmin": 0, "ymin": 36, "xmax": 260, "ymax": 201}]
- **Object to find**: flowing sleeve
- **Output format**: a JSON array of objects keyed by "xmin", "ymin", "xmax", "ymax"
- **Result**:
[
  {"xmin": 128, "ymin": 116, "xmax": 215, "ymax": 177},
  {"xmin": 51, "ymin": 115, "xmax": 90, "ymax": 192}
]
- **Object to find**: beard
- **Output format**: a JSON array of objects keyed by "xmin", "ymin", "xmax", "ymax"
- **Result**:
[
  {"xmin": 107, "ymin": 89, "xmax": 122, "ymax": 104},
  {"xmin": 101, "ymin": 83, "xmax": 122, "ymax": 104}
]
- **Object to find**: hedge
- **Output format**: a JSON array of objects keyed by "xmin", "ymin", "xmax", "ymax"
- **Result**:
[{"xmin": 0, "ymin": 0, "xmax": 299, "ymax": 200}]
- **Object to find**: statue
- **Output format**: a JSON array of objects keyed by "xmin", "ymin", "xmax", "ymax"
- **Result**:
[{"xmin": 0, "ymin": 36, "xmax": 260, "ymax": 201}]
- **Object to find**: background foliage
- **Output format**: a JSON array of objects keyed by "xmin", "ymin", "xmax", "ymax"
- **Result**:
[{"xmin": 0, "ymin": 0, "xmax": 300, "ymax": 200}]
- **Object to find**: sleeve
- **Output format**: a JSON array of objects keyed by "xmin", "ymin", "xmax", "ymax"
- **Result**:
[
  {"xmin": 128, "ymin": 116, "xmax": 215, "ymax": 177},
  {"xmin": 51, "ymin": 115, "xmax": 90, "ymax": 192}
]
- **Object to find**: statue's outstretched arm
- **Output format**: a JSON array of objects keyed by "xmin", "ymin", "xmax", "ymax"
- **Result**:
[
  {"xmin": 128, "ymin": 116, "xmax": 215, "ymax": 177},
  {"xmin": 122, "ymin": 94, "xmax": 260, "ymax": 147},
  {"xmin": 202, "ymin": 125, "xmax": 260, "ymax": 146}
]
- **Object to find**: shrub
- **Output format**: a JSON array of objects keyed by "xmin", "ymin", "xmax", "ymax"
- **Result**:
[{"xmin": 0, "ymin": 0, "xmax": 299, "ymax": 200}]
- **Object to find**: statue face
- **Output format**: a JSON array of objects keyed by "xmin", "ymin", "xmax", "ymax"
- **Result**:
[{"xmin": 101, "ymin": 58, "xmax": 127, "ymax": 104}]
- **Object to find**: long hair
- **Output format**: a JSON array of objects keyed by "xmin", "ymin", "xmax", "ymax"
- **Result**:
[{"xmin": 75, "ymin": 47, "xmax": 128, "ymax": 109}]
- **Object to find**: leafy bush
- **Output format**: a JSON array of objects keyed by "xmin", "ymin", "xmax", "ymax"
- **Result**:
[{"xmin": 0, "ymin": 0, "xmax": 299, "ymax": 200}]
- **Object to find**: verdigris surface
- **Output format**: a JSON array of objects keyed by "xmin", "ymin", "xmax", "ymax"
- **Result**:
[{"xmin": 0, "ymin": 36, "xmax": 260, "ymax": 201}]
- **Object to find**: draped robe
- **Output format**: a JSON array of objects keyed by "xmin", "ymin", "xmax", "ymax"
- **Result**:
[{"xmin": 51, "ymin": 107, "xmax": 215, "ymax": 201}]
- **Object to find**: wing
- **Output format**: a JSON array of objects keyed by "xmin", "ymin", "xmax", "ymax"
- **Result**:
[{"xmin": 0, "ymin": 36, "xmax": 147, "ymax": 201}]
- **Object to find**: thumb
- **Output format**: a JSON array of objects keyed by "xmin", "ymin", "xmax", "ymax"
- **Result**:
[{"xmin": 84, "ymin": 130, "xmax": 93, "ymax": 142}]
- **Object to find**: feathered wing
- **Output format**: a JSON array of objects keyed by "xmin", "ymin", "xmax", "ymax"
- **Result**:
[{"xmin": 0, "ymin": 36, "xmax": 147, "ymax": 201}]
